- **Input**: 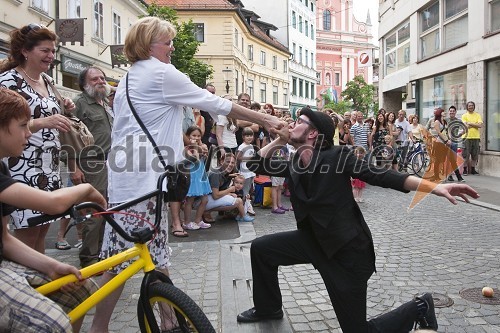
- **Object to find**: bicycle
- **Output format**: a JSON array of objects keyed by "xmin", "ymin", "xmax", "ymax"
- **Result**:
[
  {"xmin": 28, "ymin": 171, "xmax": 215, "ymax": 333},
  {"xmin": 396, "ymin": 140, "xmax": 430, "ymax": 177}
]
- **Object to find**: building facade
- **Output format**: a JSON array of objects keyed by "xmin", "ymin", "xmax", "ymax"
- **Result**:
[
  {"xmin": 245, "ymin": 0, "xmax": 318, "ymax": 115},
  {"xmin": 151, "ymin": 0, "xmax": 290, "ymax": 111},
  {"xmin": 0, "ymin": 0, "xmax": 147, "ymax": 98},
  {"xmin": 378, "ymin": 0, "xmax": 500, "ymax": 177},
  {"xmin": 315, "ymin": 0, "xmax": 375, "ymax": 110}
]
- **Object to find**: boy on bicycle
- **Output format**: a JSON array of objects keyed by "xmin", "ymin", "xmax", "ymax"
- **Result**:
[{"xmin": 0, "ymin": 88, "xmax": 106, "ymax": 332}]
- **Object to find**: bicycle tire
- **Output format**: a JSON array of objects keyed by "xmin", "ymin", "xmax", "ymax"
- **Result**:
[
  {"xmin": 137, "ymin": 282, "xmax": 215, "ymax": 333},
  {"xmin": 410, "ymin": 152, "xmax": 430, "ymax": 177}
]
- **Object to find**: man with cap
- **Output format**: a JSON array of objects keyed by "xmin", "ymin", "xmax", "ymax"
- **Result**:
[{"xmin": 236, "ymin": 107, "xmax": 479, "ymax": 332}]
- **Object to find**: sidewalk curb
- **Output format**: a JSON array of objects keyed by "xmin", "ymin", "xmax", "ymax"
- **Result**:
[{"xmin": 458, "ymin": 198, "xmax": 500, "ymax": 212}]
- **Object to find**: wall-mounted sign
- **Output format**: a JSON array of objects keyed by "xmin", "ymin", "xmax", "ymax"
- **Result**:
[
  {"xmin": 55, "ymin": 18, "xmax": 85, "ymax": 45},
  {"xmin": 61, "ymin": 55, "xmax": 90, "ymax": 75}
]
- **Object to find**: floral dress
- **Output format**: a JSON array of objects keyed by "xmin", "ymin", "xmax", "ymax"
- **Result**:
[{"xmin": 0, "ymin": 69, "xmax": 62, "ymax": 228}]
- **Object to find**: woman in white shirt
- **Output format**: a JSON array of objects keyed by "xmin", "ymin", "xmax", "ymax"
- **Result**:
[
  {"xmin": 216, "ymin": 114, "xmax": 238, "ymax": 154},
  {"xmin": 90, "ymin": 17, "xmax": 282, "ymax": 332}
]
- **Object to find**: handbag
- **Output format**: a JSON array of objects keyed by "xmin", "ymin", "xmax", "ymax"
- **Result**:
[
  {"xmin": 125, "ymin": 74, "xmax": 190, "ymax": 202},
  {"xmin": 43, "ymin": 74, "xmax": 95, "ymax": 159}
]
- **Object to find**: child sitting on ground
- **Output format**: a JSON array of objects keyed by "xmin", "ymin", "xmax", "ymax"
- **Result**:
[
  {"xmin": 232, "ymin": 174, "xmax": 255, "ymax": 216},
  {"xmin": 351, "ymin": 146, "xmax": 367, "ymax": 202}
]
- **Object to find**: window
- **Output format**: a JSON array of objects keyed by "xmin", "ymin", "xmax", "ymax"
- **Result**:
[
  {"xmin": 32, "ymin": 0, "xmax": 49, "ymax": 14},
  {"xmin": 93, "ymin": 0, "xmax": 104, "ymax": 40},
  {"xmin": 487, "ymin": 59, "xmax": 500, "ymax": 151},
  {"xmin": 311, "ymin": 24, "xmax": 315, "ymax": 39},
  {"xmin": 272, "ymin": 56, "xmax": 277, "ymax": 70},
  {"xmin": 419, "ymin": 0, "xmax": 468, "ymax": 59},
  {"xmin": 283, "ymin": 88, "xmax": 289, "ymax": 106},
  {"xmin": 310, "ymin": 83, "xmax": 315, "ymax": 99},
  {"xmin": 385, "ymin": 22, "xmax": 411, "ymax": 75},
  {"xmin": 292, "ymin": 43, "xmax": 297, "ymax": 61},
  {"xmin": 235, "ymin": 70, "xmax": 239, "ymax": 95},
  {"xmin": 305, "ymin": 50, "xmax": 309, "ymax": 67},
  {"xmin": 283, "ymin": 60, "xmax": 288, "ymax": 73},
  {"xmin": 305, "ymin": 20, "xmax": 309, "ymax": 37},
  {"xmin": 273, "ymin": 85, "xmax": 278, "ymax": 105},
  {"xmin": 292, "ymin": 11, "xmax": 297, "ymax": 29},
  {"xmin": 299, "ymin": 46, "xmax": 303, "ymax": 64},
  {"xmin": 292, "ymin": 77, "xmax": 297, "ymax": 95},
  {"xmin": 113, "ymin": 12, "xmax": 121, "ymax": 45},
  {"xmin": 68, "ymin": 0, "xmax": 81, "ymax": 17},
  {"xmin": 334, "ymin": 73, "xmax": 340, "ymax": 86},
  {"xmin": 311, "ymin": 1, "xmax": 314, "ymax": 11},
  {"xmin": 234, "ymin": 29, "xmax": 239, "ymax": 46},
  {"xmin": 491, "ymin": 0, "xmax": 500, "ymax": 33},
  {"xmin": 194, "ymin": 23, "xmax": 204, "ymax": 42},
  {"xmin": 260, "ymin": 51, "xmax": 266, "ymax": 66},
  {"xmin": 305, "ymin": 0, "xmax": 309, "ymax": 7},
  {"xmin": 323, "ymin": 10, "xmax": 331, "ymax": 30},
  {"xmin": 299, "ymin": 16, "xmax": 303, "ymax": 33},
  {"xmin": 299, "ymin": 79, "xmax": 304, "ymax": 97},
  {"xmin": 305, "ymin": 82, "xmax": 309, "ymax": 98},
  {"xmin": 260, "ymin": 83, "xmax": 266, "ymax": 103},
  {"xmin": 247, "ymin": 79, "xmax": 254, "ymax": 100},
  {"xmin": 248, "ymin": 45, "xmax": 254, "ymax": 61},
  {"xmin": 310, "ymin": 52, "xmax": 314, "ymax": 68}
]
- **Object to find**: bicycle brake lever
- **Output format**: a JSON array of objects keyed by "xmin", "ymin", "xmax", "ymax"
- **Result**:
[{"xmin": 63, "ymin": 208, "xmax": 94, "ymax": 238}]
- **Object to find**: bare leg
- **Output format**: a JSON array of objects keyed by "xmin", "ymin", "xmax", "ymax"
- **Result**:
[
  {"xmin": 271, "ymin": 186, "xmax": 279, "ymax": 210},
  {"xmin": 183, "ymin": 197, "xmax": 194, "ymax": 223},
  {"xmin": 276, "ymin": 185, "xmax": 283, "ymax": 208},
  {"xmin": 194, "ymin": 196, "xmax": 208, "ymax": 224},
  {"xmin": 14, "ymin": 224, "xmax": 50, "ymax": 253},
  {"xmin": 89, "ymin": 272, "xmax": 125, "ymax": 333},
  {"xmin": 170, "ymin": 202, "xmax": 183, "ymax": 230},
  {"xmin": 57, "ymin": 218, "xmax": 70, "ymax": 243}
]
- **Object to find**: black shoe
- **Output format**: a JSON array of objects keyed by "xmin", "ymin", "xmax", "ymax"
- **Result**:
[
  {"xmin": 447, "ymin": 176, "xmax": 454, "ymax": 182},
  {"xmin": 471, "ymin": 169, "xmax": 479, "ymax": 175},
  {"xmin": 237, "ymin": 307, "xmax": 284, "ymax": 323},
  {"xmin": 415, "ymin": 293, "xmax": 438, "ymax": 330},
  {"xmin": 457, "ymin": 176, "xmax": 465, "ymax": 182}
]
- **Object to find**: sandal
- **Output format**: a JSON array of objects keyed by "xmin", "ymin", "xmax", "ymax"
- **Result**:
[
  {"xmin": 197, "ymin": 221, "xmax": 212, "ymax": 229},
  {"xmin": 171, "ymin": 230, "xmax": 188, "ymax": 238},
  {"xmin": 55, "ymin": 240, "xmax": 72, "ymax": 250}
]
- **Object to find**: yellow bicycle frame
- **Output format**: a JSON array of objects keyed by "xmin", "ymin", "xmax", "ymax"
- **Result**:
[{"xmin": 36, "ymin": 242, "xmax": 157, "ymax": 323}]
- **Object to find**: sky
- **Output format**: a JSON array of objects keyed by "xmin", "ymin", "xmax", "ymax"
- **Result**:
[{"xmin": 352, "ymin": 0, "xmax": 379, "ymax": 44}]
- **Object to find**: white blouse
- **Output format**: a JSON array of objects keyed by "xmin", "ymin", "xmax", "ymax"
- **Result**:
[{"xmin": 108, "ymin": 57, "xmax": 232, "ymax": 203}]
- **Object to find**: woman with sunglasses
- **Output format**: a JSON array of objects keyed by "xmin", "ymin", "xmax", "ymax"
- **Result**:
[{"xmin": 0, "ymin": 24, "xmax": 75, "ymax": 253}]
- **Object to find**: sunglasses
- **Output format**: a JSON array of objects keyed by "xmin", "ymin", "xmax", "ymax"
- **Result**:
[{"xmin": 21, "ymin": 23, "xmax": 45, "ymax": 35}]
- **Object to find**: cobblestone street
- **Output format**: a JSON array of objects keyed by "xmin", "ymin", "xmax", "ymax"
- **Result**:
[{"xmin": 47, "ymin": 176, "xmax": 500, "ymax": 332}]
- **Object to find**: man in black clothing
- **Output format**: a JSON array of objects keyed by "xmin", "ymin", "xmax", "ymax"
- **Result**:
[{"xmin": 237, "ymin": 107, "xmax": 479, "ymax": 332}]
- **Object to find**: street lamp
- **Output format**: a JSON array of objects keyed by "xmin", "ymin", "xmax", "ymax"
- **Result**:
[{"xmin": 222, "ymin": 66, "xmax": 232, "ymax": 94}]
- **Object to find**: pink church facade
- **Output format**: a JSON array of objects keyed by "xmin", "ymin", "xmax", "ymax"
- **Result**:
[{"xmin": 315, "ymin": 0, "xmax": 375, "ymax": 109}]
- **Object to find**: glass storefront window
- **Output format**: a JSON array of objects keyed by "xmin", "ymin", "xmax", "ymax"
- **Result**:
[
  {"xmin": 419, "ymin": 69, "xmax": 467, "ymax": 125},
  {"xmin": 487, "ymin": 59, "xmax": 500, "ymax": 152}
]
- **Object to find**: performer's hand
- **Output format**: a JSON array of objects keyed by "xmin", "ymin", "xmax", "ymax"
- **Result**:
[
  {"xmin": 270, "ymin": 122, "xmax": 290, "ymax": 143},
  {"xmin": 431, "ymin": 183, "xmax": 480, "ymax": 205}
]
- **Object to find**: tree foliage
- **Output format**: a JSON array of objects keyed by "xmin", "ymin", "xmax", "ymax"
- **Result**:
[
  {"xmin": 145, "ymin": 4, "xmax": 214, "ymax": 87},
  {"xmin": 323, "ymin": 100, "xmax": 353, "ymax": 115},
  {"xmin": 340, "ymin": 75, "xmax": 375, "ymax": 116}
]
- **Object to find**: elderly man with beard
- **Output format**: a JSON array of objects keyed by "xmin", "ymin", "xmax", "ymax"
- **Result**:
[{"xmin": 69, "ymin": 66, "xmax": 113, "ymax": 268}]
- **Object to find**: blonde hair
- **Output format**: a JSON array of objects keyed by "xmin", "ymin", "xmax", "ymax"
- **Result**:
[{"xmin": 124, "ymin": 17, "xmax": 176, "ymax": 64}]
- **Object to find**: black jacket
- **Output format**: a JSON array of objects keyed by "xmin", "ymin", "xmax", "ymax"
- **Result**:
[{"xmin": 247, "ymin": 146, "xmax": 410, "ymax": 260}]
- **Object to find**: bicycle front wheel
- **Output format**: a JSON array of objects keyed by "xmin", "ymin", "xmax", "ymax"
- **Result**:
[
  {"xmin": 137, "ymin": 283, "xmax": 215, "ymax": 333},
  {"xmin": 410, "ymin": 152, "xmax": 430, "ymax": 177}
]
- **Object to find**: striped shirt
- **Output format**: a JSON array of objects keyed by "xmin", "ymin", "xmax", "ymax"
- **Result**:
[{"xmin": 351, "ymin": 122, "xmax": 369, "ymax": 149}]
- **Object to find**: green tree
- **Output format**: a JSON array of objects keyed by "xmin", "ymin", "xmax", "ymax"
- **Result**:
[
  {"xmin": 145, "ymin": 4, "xmax": 214, "ymax": 87},
  {"xmin": 340, "ymin": 75, "xmax": 375, "ymax": 116},
  {"xmin": 323, "ymin": 100, "xmax": 353, "ymax": 115}
]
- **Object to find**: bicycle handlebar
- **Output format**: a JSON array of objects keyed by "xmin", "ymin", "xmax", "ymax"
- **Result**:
[{"xmin": 27, "ymin": 171, "xmax": 169, "ymax": 243}]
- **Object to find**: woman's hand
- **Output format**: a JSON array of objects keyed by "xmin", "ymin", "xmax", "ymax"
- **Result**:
[
  {"xmin": 263, "ymin": 114, "xmax": 285, "ymax": 133},
  {"xmin": 42, "ymin": 114, "xmax": 71, "ymax": 132}
]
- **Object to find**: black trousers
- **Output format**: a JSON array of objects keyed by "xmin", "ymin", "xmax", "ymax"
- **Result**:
[{"xmin": 250, "ymin": 229, "xmax": 419, "ymax": 333}]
